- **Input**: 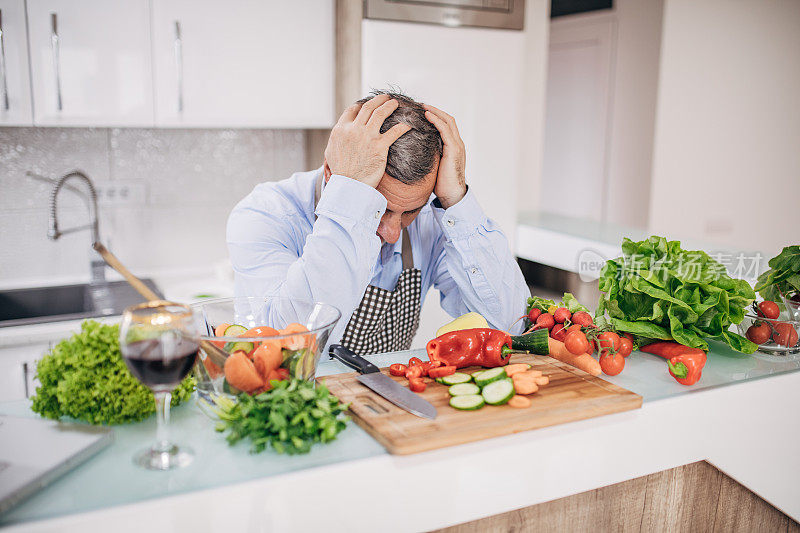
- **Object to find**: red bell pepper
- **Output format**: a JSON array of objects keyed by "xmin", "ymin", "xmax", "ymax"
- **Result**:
[
  {"xmin": 426, "ymin": 328, "xmax": 514, "ymax": 368},
  {"xmin": 640, "ymin": 342, "xmax": 707, "ymax": 386}
]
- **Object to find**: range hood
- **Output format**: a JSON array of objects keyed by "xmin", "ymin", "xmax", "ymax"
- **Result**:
[{"xmin": 365, "ymin": 0, "xmax": 525, "ymax": 30}]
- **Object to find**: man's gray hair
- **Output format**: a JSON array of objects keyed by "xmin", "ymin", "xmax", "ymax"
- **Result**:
[{"xmin": 358, "ymin": 90, "xmax": 443, "ymax": 184}]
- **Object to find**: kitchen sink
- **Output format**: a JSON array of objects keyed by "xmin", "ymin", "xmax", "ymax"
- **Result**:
[{"xmin": 0, "ymin": 280, "xmax": 163, "ymax": 328}]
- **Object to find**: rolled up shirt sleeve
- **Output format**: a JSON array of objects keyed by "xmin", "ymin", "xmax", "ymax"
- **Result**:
[
  {"xmin": 429, "ymin": 188, "xmax": 530, "ymax": 334},
  {"xmin": 227, "ymin": 174, "xmax": 386, "ymax": 344}
]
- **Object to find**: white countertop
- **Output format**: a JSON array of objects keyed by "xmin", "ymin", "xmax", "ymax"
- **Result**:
[
  {"xmin": 515, "ymin": 211, "xmax": 766, "ymax": 284},
  {"xmin": 3, "ymin": 345, "xmax": 799, "ymax": 532}
]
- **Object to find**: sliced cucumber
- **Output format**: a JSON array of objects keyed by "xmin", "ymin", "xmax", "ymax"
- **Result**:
[
  {"xmin": 474, "ymin": 367, "xmax": 507, "ymax": 388},
  {"xmin": 223, "ymin": 324, "xmax": 248, "ymax": 337},
  {"xmin": 470, "ymin": 370, "xmax": 485, "ymax": 382},
  {"xmin": 441, "ymin": 372, "xmax": 472, "ymax": 386},
  {"xmin": 482, "ymin": 378, "xmax": 515, "ymax": 405},
  {"xmin": 448, "ymin": 383, "xmax": 480, "ymax": 396},
  {"xmin": 224, "ymin": 341, "xmax": 254, "ymax": 353},
  {"xmin": 449, "ymin": 394, "xmax": 485, "ymax": 410}
]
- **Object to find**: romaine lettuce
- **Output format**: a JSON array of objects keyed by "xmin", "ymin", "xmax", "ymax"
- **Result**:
[{"xmin": 596, "ymin": 236, "xmax": 757, "ymax": 353}]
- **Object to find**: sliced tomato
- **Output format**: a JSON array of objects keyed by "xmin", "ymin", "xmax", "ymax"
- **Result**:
[
  {"xmin": 405, "ymin": 366, "xmax": 424, "ymax": 380},
  {"xmin": 389, "ymin": 363, "xmax": 408, "ymax": 377},
  {"xmin": 409, "ymin": 378, "xmax": 426, "ymax": 393},
  {"xmin": 429, "ymin": 365, "xmax": 456, "ymax": 378},
  {"xmin": 408, "ymin": 357, "xmax": 424, "ymax": 367}
]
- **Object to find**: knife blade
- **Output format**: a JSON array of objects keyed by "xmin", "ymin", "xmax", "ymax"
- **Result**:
[{"xmin": 329, "ymin": 344, "xmax": 437, "ymax": 420}]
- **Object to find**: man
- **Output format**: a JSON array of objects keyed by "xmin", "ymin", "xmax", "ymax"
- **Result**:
[{"xmin": 227, "ymin": 91, "xmax": 528, "ymax": 354}]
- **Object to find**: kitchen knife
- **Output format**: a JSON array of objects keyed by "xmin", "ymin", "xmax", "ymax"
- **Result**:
[{"xmin": 329, "ymin": 344, "xmax": 437, "ymax": 420}]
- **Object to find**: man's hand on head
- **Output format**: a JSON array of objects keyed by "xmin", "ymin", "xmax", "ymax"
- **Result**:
[
  {"xmin": 424, "ymin": 104, "xmax": 467, "ymax": 209},
  {"xmin": 324, "ymin": 95, "xmax": 412, "ymax": 189}
]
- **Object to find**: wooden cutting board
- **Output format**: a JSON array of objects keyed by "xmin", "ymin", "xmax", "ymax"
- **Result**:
[{"xmin": 319, "ymin": 354, "xmax": 642, "ymax": 455}]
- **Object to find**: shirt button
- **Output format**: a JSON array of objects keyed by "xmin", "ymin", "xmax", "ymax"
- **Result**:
[
  {"xmin": 374, "ymin": 211, "xmax": 381, "ymax": 220},
  {"xmin": 447, "ymin": 219, "xmax": 455, "ymax": 227},
  {"xmin": 470, "ymin": 267, "xmax": 478, "ymax": 274}
]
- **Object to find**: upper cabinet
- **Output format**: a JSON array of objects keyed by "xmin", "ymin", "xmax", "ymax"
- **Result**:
[
  {"xmin": 26, "ymin": 0, "xmax": 154, "ymax": 126},
  {"xmin": 151, "ymin": 0, "xmax": 335, "ymax": 128},
  {"xmin": 0, "ymin": 0, "xmax": 33, "ymax": 125}
]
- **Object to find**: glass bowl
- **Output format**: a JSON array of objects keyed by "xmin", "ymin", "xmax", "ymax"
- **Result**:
[
  {"xmin": 191, "ymin": 297, "xmax": 340, "ymax": 404},
  {"xmin": 737, "ymin": 311, "xmax": 800, "ymax": 356},
  {"xmin": 780, "ymin": 294, "xmax": 800, "ymax": 321}
]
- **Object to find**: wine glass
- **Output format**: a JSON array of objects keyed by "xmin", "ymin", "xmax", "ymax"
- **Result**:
[{"xmin": 119, "ymin": 300, "xmax": 199, "ymax": 470}]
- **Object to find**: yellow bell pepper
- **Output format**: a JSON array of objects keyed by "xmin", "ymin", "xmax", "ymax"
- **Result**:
[{"xmin": 435, "ymin": 312, "xmax": 490, "ymax": 337}]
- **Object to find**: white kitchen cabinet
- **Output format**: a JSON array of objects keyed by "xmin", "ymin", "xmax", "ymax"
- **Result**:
[
  {"xmin": 0, "ymin": 342, "xmax": 49, "ymax": 402},
  {"xmin": 26, "ymin": 0, "xmax": 154, "ymax": 127},
  {"xmin": 151, "ymin": 0, "xmax": 334, "ymax": 128},
  {"xmin": 0, "ymin": 0, "xmax": 33, "ymax": 125}
]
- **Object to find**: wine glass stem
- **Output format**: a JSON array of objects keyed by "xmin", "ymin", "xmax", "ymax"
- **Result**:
[{"xmin": 154, "ymin": 391, "xmax": 172, "ymax": 452}]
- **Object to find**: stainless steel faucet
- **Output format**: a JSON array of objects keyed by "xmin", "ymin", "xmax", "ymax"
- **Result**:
[{"xmin": 28, "ymin": 170, "xmax": 106, "ymax": 286}]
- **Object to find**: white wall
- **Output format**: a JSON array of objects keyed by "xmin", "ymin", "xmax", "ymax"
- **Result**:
[
  {"xmin": 605, "ymin": 0, "xmax": 663, "ymax": 228},
  {"xmin": 516, "ymin": 0, "xmax": 552, "ymax": 215},
  {"xmin": 539, "ymin": 0, "xmax": 663, "ymax": 228},
  {"xmin": 361, "ymin": 4, "xmax": 550, "ymax": 346},
  {"xmin": 649, "ymin": 0, "xmax": 800, "ymax": 259}
]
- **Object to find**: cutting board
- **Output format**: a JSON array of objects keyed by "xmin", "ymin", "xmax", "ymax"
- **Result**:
[{"xmin": 319, "ymin": 354, "xmax": 642, "ymax": 455}]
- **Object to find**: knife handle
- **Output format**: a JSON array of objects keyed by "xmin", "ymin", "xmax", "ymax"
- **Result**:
[{"xmin": 329, "ymin": 344, "xmax": 380, "ymax": 374}]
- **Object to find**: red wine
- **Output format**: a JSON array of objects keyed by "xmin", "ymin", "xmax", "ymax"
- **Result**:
[{"xmin": 123, "ymin": 338, "xmax": 198, "ymax": 392}]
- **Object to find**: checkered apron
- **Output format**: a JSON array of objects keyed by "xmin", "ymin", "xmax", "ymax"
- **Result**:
[{"xmin": 315, "ymin": 175, "xmax": 422, "ymax": 355}]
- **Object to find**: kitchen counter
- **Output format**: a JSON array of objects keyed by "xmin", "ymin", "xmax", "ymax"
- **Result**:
[
  {"xmin": 515, "ymin": 211, "xmax": 765, "ymax": 283},
  {"xmin": 2, "ymin": 343, "xmax": 799, "ymax": 532}
]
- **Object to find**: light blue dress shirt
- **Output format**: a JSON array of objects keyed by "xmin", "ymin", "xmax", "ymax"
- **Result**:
[{"xmin": 227, "ymin": 168, "xmax": 530, "ymax": 346}]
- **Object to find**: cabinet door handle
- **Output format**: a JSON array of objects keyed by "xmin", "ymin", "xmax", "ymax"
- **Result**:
[
  {"xmin": 173, "ymin": 20, "xmax": 183, "ymax": 114},
  {"xmin": 50, "ymin": 12, "xmax": 62, "ymax": 111},
  {"xmin": 0, "ymin": 9, "xmax": 10, "ymax": 111}
]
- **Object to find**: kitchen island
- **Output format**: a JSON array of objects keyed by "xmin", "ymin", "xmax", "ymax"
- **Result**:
[{"xmin": 2, "ymin": 344, "xmax": 799, "ymax": 532}]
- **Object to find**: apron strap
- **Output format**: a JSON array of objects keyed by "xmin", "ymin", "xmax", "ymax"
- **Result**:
[{"xmin": 314, "ymin": 172, "xmax": 415, "ymax": 269}]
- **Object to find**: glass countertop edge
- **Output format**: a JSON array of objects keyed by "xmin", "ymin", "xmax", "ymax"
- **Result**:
[{"xmin": 2, "ymin": 345, "xmax": 799, "ymax": 527}]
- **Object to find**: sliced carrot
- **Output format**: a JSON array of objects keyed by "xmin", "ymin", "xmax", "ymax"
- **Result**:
[
  {"xmin": 533, "ymin": 376, "xmax": 549, "ymax": 386},
  {"xmin": 224, "ymin": 350, "xmax": 264, "ymax": 393},
  {"xmin": 508, "ymin": 395, "xmax": 532, "ymax": 408},
  {"xmin": 547, "ymin": 338, "xmax": 601, "ymax": 376},
  {"xmin": 512, "ymin": 377, "xmax": 539, "ymax": 395},
  {"xmin": 518, "ymin": 369, "xmax": 543, "ymax": 379},
  {"xmin": 504, "ymin": 363, "xmax": 530, "ymax": 377}
]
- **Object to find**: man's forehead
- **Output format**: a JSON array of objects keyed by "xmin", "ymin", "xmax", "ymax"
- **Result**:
[{"xmin": 377, "ymin": 170, "xmax": 436, "ymax": 211}]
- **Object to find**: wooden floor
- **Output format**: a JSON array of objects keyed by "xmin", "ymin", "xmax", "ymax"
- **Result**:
[{"xmin": 435, "ymin": 461, "xmax": 799, "ymax": 532}]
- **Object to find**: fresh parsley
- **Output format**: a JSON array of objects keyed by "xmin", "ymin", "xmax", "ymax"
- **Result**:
[{"xmin": 213, "ymin": 379, "xmax": 349, "ymax": 455}]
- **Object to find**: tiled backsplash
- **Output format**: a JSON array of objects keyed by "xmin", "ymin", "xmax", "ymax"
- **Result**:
[{"xmin": 0, "ymin": 128, "xmax": 307, "ymax": 285}]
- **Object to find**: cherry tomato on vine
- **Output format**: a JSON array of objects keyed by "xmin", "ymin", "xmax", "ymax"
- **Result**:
[
  {"xmin": 600, "ymin": 352, "xmax": 625, "ymax": 376},
  {"xmin": 746, "ymin": 322, "xmax": 771, "ymax": 344},
  {"xmin": 564, "ymin": 331, "xmax": 590, "ymax": 355},
  {"xmin": 757, "ymin": 301, "xmax": 780, "ymax": 320},
  {"xmin": 618, "ymin": 337, "xmax": 633, "ymax": 358},
  {"xmin": 597, "ymin": 331, "xmax": 621, "ymax": 352}
]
